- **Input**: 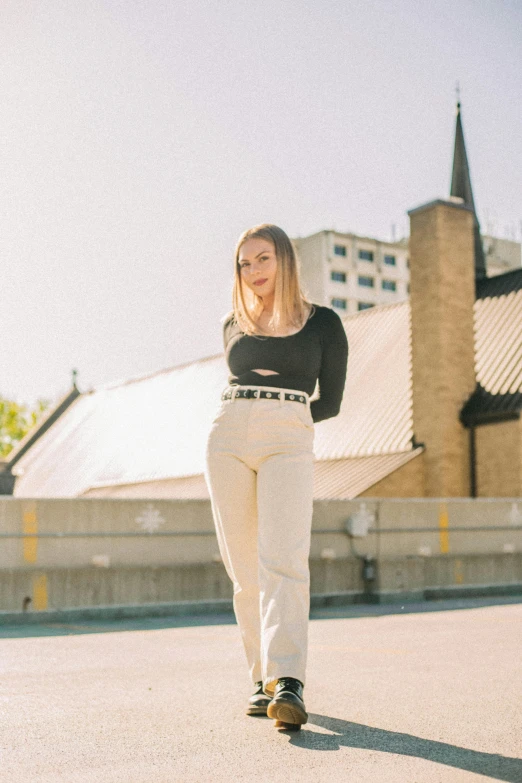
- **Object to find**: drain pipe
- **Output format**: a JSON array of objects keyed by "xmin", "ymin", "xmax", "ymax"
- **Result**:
[
  {"xmin": 345, "ymin": 505, "xmax": 378, "ymax": 601},
  {"xmin": 469, "ymin": 424, "xmax": 477, "ymax": 498}
]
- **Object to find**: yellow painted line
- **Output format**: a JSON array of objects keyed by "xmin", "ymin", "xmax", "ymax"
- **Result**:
[
  {"xmin": 22, "ymin": 504, "xmax": 38, "ymax": 563},
  {"xmin": 454, "ymin": 558, "xmax": 464, "ymax": 584},
  {"xmin": 33, "ymin": 574, "xmax": 48, "ymax": 611},
  {"xmin": 439, "ymin": 502, "xmax": 449, "ymax": 553}
]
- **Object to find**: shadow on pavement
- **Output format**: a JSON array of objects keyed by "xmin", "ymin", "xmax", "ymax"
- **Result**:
[
  {"xmin": 1, "ymin": 594, "xmax": 520, "ymax": 639},
  {"xmin": 284, "ymin": 714, "xmax": 522, "ymax": 782},
  {"xmin": 309, "ymin": 594, "xmax": 522, "ymax": 621},
  {"xmin": 0, "ymin": 612, "xmax": 237, "ymax": 638}
]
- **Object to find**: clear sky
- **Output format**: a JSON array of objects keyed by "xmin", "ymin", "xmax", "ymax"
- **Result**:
[{"xmin": 2, "ymin": 0, "xmax": 521, "ymax": 407}]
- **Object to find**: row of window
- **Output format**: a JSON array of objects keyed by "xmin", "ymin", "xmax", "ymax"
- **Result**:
[
  {"xmin": 334, "ymin": 245, "xmax": 398, "ymax": 266},
  {"xmin": 331, "ymin": 298, "xmax": 375, "ymax": 311},
  {"xmin": 331, "ymin": 270, "xmax": 397, "ymax": 291}
]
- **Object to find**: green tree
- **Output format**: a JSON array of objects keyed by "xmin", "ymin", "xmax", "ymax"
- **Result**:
[{"xmin": 0, "ymin": 397, "xmax": 51, "ymax": 459}]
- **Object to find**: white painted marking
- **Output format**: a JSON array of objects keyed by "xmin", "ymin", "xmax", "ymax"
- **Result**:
[{"xmin": 136, "ymin": 503, "xmax": 165, "ymax": 534}]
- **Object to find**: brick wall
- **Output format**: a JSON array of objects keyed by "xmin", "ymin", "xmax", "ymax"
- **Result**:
[
  {"xmin": 476, "ymin": 418, "xmax": 522, "ymax": 496},
  {"xmin": 359, "ymin": 451, "xmax": 425, "ymax": 497},
  {"xmin": 407, "ymin": 199, "xmax": 476, "ymax": 496}
]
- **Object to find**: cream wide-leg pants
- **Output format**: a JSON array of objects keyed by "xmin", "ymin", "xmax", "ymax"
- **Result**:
[{"xmin": 204, "ymin": 384, "xmax": 315, "ymax": 697}]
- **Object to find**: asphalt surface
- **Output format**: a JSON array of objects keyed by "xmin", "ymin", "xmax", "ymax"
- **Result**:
[{"xmin": 1, "ymin": 597, "xmax": 521, "ymax": 782}]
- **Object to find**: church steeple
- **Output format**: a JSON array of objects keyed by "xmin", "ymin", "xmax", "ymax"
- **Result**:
[{"xmin": 450, "ymin": 94, "xmax": 487, "ymax": 282}]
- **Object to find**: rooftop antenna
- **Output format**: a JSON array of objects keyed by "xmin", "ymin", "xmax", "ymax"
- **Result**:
[{"xmin": 455, "ymin": 80, "xmax": 461, "ymax": 107}]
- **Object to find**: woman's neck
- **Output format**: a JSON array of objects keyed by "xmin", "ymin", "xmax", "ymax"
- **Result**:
[{"xmin": 260, "ymin": 295, "xmax": 274, "ymax": 314}]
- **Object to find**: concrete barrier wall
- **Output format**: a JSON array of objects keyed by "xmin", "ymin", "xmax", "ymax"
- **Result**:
[
  {"xmin": 1, "ymin": 554, "xmax": 521, "ymax": 614},
  {"xmin": 1, "ymin": 497, "xmax": 521, "ymax": 613},
  {"xmin": 2, "ymin": 497, "xmax": 522, "ymax": 569},
  {"xmin": 310, "ymin": 498, "xmax": 522, "ymax": 560}
]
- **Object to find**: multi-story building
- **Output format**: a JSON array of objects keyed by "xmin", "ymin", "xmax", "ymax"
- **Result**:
[
  {"xmin": 293, "ymin": 229, "xmax": 520, "ymax": 314},
  {"xmin": 483, "ymin": 235, "xmax": 522, "ymax": 277},
  {"xmin": 293, "ymin": 97, "xmax": 521, "ymax": 312},
  {"xmin": 293, "ymin": 230, "xmax": 410, "ymax": 314}
]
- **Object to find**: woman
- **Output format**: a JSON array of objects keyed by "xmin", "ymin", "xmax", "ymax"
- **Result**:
[{"xmin": 204, "ymin": 224, "xmax": 348, "ymax": 729}]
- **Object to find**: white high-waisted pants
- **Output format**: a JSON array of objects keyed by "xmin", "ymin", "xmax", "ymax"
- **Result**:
[{"xmin": 204, "ymin": 384, "xmax": 315, "ymax": 696}]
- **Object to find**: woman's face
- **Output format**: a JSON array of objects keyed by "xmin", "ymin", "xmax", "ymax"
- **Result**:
[{"xmin": 238, "ymin": 237, "xmax": 277, "ymax": 305}]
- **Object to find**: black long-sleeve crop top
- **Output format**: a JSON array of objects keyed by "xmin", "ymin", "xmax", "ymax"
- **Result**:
[{"xmin": 222, "ymin": 304, "xmax": 349, "ymax": 423}]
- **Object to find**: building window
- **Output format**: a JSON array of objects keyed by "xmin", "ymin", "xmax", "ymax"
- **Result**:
[
  {"xmin": 407, "ymin": 283, "xmax": 410, "ymax": 294},
  {"xmin": 382, "ymin": 280, "xmax": 397, "ymax": 291},
  {"xmin": 406, "ymin": 258, "xmax": 410, "ymax": 268},
  {"xmin": 334, "ymin": 244, "xmax": 347, "ymax": 256},
  {"xmin": 331, "ymin": 297, "xmax": 347, "ymax": 309},
  {"xmin": 358, "ymin": 302, "xmax": 374, "ymax": 311},
  {"xmin": 358, "ymin": 275, "xmax": 374, "ymax": 288},
  {"xmin": 384, "ymin": 255, "xmax": 396, "ymax": 265},
  {"xmin": 358, "ymin": 249, "xmax": 374, "ymax": 261},
  {"xmin": 331, "ymin": 270, "xmax": 346, "ymax": 282}
]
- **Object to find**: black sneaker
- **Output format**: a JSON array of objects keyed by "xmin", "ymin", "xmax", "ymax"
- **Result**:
[
  {"xmin": 246, "ymin": 681, "xmax": 271, "ymax": 716},
  {"xmin": 266, "ymin": 677, "xmax": 308, "ymax": 725}
]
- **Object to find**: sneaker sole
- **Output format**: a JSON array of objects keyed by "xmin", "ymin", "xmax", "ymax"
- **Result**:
[{"xmin": 267, "ymin": 700, "xmax": 308, "ymax": 725}]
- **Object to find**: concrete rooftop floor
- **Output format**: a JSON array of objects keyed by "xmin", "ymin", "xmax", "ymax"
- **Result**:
[{"xmin": 1, "ymin": 597, "xmax": 522, "ymax": 782}]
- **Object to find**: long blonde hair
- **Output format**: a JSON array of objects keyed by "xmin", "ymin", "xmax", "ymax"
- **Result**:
[{"xmin": 227, "ymin": 224, "xmax": 313, "ymax": 336}]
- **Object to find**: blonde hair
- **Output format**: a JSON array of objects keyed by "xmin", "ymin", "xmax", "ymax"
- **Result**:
[{"xmin": 226, "ymin": 224, "xmax": 314, "ymax": 336}]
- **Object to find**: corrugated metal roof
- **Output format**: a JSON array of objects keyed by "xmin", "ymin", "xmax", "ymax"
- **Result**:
[
  {"xmin": 475, "ymin": 267, "xmax": 522, "ymax": 299},
  {"xmin": 12, "ymin": 300, "xmax": 417, "ymax": 498},
  {"xmin": 461, "ymin": 287, "xmax": 522, "ymax": 424},
  {"xmin": 12, "ymin": 355, "xmax": 228, "ymax": 497},
  {"xmin": 315, "ymin": 301, "xmax": 414, "ymax": 459},
  {"xmin": 82, "ymin": 448, "xmax": 424, "ymax": 501},
  {"xmin": 474, "ymin": 290, "xmax": 522, "ymax": 395},
  {"xmin": 460, "ymin": 386, "xmax": 522, "ymax": 422},
  {"xmin": 11, "ymin": 279, "xmax": 522, "ymax": 497},
  {"xmin": 311, "ymin": 449, "xmax": 423, "ymax": 500},
  {"xmin": 82, "ymin": 474, "xmax": 212, "ymax": 499}
]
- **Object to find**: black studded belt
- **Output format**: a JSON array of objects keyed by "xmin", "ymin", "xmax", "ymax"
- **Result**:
[{"xmin": 221, "ymin": 387, "xmax": 307, "ymax": 404}]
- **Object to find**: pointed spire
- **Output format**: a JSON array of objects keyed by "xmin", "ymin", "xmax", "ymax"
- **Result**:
[{"xmin": 450, "ymin": 92, "xmax": 487, "ymax": 282}]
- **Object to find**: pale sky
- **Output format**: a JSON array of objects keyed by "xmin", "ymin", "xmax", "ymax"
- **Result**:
[{"xmin": 2, "ymin": 0, "xmax": 521, "ymax": 407}]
